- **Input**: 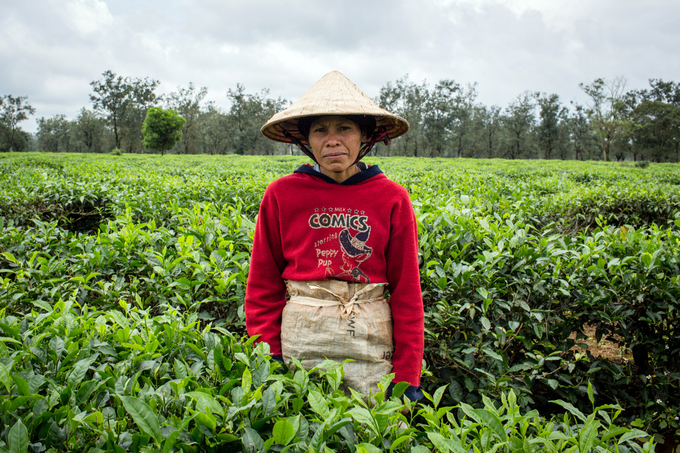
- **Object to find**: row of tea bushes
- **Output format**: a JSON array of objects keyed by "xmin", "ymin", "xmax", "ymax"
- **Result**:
[
  {"xmin": 2, "ymin": 154, "xmax": 679, "ymax": 233},
  {"xmin": 1, "ymin": 153, "xmax": 679, "ymax": 441},
  {"xmin": 0, "ymin": 300, "xmax": 654, "ymax": 452},
  {"xmin": 417, "ymin": 197, "xmax": 680, "ymax": 414}
]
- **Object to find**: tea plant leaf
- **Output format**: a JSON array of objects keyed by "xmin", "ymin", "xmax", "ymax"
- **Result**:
[
  {"xmin": 109, "ymin": 310, "xmax": 129, "ymax": 329},
  {"xmin": 0, "ymin": 336, "xmax": 22, "ymax": 345},
  {"xmin": 68, "ymin": 356, "xmax": 95, "ymax": 388},
  {"xmin": 252, "ymin": 361, "xmax": 270, "ymax": 388},
  {"xmin": 578, "ymin": 414, "xmax": 600, "ymax": 453},
  {"xmin": 272, "ymin": 419, "xmax": 296, "ymax": 445},
  {"xmin": 550, "ymin": 400, "xmax": 586, "ymax": 423},
  {"xmin": 600, "ymin": 427, "xmax": 629, "ymax": 442},
  {"xmin": 348, "ymin": 407, "xmax": 379, "ymax": 435},
  {"xmin": 357, "ymin": 443, "xmax": 383, "ymax": 453},
  {"xmin": 448, "ymin": 381, "xmax": 463, "ymax": 403},
  {"xmin": 323, "ymin": 418, "xmax": 352, "ymax": 442},
  {"xmin": 163, "ymin": 429, "xmax": 182, "ymax": 453},
  {"xmin": 481, "ymin": 316, "xmax": 491, "ymax": 331},
  {"xmin": 10, "ymin": 396, "xmax": 32, "ymax": 412},
  {"xmin": 410, "ymin": 446, "xmax": 432, "ymax": 453},
  {"xmin": 618, "ymin": 429, "xmax": 650, "ymax": 444},
  {"xmin": 298, "ymin": 415, "xmax": 310, "ymax": 439},
  {"xmin": 119, "ymin": 395, "xmax": 162, "ymax": 446},
  {"xmin": 241, "ymin": 427, "xmax": 265, "ymax": 453},
  {"xmin": 216, "ymin": 432, "xmax": 240, "ymax": 443},
  {"xmin": 309, "ymin": 420, "xmax": 327, "ymax": 451},
  {"xmin": 482, "ymin": 348, "xmax": 502, "ymax": 362},
  {"xmin": 473, "ymin": 409, "xmax": 507, "ymax": 442},
  {"xmin": 308, "ymin": 389, "xmax": 330, "ymax": 419},
  {"xmin": 32, "ymin": 300, "xmax": 53, "ymax": 312},
  {"xmin": 1, "ymin": 251, "xmax": 18, "ymax": 265},
  {"xmin": 0, "ymin": 362, "xmax": 11, "ymax": 393},
  {"xmin": 186, "ymin": 391, "xmax": 225, "ymax": 418},
  {"xmin": 83, "ymin": 411, "xmax": 104, "ymax": 428},
  {"xmin": 49, "ymin": 336, "xmax": 66, "ymax": 359},
  {"xmin": 242, "ymin": 367, "xmax": 252, "ymax": 391},
  {"xmin": 391, "ymin": 381, "xmax": 410, "ymax": 399},
  {"xmin": 390, "ymin": 435, "xmax": 414, "ymax": 453},
  {"xmin": 173, "ymin": 359, "xmax": 188, "ymax": 379},
  {"xmin": 194, "ymin": 410, "xmax": 217, "ymax": 431},
  {"xmin": 374, "ymin": 411, "xmax": 390, "ymax": 433},
  {"xmin": 12, "ymin": 375, "xmax": 30, "ymax": 396},
  {"xmin": 261, "ymin": 387, "xmax": 276, "ymax": 417},
  {"xmin": 8, "ymin": 419, "xmax": 28, "ymax": 453},
  {"xmin": 427, "ymin": 432, "xmax": 465, "ymax": 453},
  {"xmin": 459, "ymin": 403, "xmax": 481, "ymax": 423},
  {"xmin": 433, "ymin": 384, "xmax": 448, "ymax": 409}
]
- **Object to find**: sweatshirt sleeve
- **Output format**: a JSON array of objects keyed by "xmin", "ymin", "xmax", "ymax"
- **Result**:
[
  {"xmin": 244, "ymin": 185, "xmax": 288, "ymax": 354},
  {"xmin": 385, "ymin": 191, "xmax": 424, "ymax": 387}
]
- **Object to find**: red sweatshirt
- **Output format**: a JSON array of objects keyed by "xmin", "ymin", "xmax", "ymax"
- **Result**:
[{"xmin": 245, "ymin": 164, "xmax": 424, "ymax": 386}]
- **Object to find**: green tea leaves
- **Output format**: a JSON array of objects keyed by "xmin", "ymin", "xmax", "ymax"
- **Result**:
[{"xmin": 118, "ymin": 395, "xmax": 162, "ymax": 446}]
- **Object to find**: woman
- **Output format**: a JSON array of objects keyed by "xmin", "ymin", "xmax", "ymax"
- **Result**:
[{"xmin": 245, "ymin": 71, "xmax": 424, "ymax": 400}]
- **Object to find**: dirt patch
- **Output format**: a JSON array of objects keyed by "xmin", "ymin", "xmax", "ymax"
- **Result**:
[
  {"xmin": 569, "ymin": 326, "xmax": 680, "ymax": 452},
  {"xmin": 569, "ymin": 324, "xmax": 633, "ymax": 364},
  {"xmin": 656, "ymin": 439, "xmax": 680, "ymax": 453}
]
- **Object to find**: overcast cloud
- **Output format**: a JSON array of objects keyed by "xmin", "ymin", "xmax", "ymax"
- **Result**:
[{"xmin": 2, "ymin": 0, "xmax": 679, "ymax": 133}]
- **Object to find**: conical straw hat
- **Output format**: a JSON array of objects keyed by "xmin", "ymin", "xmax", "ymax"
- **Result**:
[{"xmin": 261, "ymin": 71, "xmax": 409, "ymax": 144}]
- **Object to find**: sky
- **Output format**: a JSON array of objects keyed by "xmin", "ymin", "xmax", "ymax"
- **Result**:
[{"xmin": 2, "ymin": 0, "xmax": 679, "ymax": 133}]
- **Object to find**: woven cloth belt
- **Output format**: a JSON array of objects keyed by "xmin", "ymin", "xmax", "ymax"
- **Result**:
[{"xmin": 286, "ymin": 281, "xmax": 386, "ymax": 318}]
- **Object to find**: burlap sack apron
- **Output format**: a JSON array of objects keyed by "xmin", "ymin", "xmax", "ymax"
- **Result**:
[{"xmin": 281, "ymin": 280, "xmax": 394, "ymax": 397}]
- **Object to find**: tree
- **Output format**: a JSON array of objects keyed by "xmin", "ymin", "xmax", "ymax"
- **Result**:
[
  {"xmin": 36, "ymin": 115, "xmax": 72, "ymax": 153},
  {"xmin": 503, "ymin": 92, "xmax": 536, "ymax": 159},
  {"xmin": 378, "ymin": 75, "xmax": 428, "ymax": 157},
  {"xmin": 630, "ymin": 99, "xmax": 680, "ymax": 162},
  {"xmin": 0, "ymin": 95, "xmax": 35, "ymax": 152},
  {"xmin": 473, "ymin": 105, "xmax": 502, "ymax": 158},
  {"xmin": 536, "ymin": 93, "xmax": 568, "ymax": 159},
  {"xmin": 579, "ymin": 77, "xmax": 627, "ymax": 161},
  {"xmin": 75, "ymin": 108, "xmax": 109, "ymax": 153},
  {"xmin": 166, "ymin": 83, "xmax": 208, "ymax": 154},
  {"xmin": 450, "ymin": 83, "xmax": 478, "ymax": 158},
  {"xmin": 226, "ymin": 85, "xmax": 286, "ymax": 155},
  {"xmin": 200, "ymin": 102, "xmax": 230, "ymax": 155},
  {"xmin": 141, "ymin": 107, "xmax": 186, "ymax": 155},
  {"xmin": 90, "ymin": 70, "xmax": 160, "ymax": 151},
  {"xmin": 120, "ymin": 76, "xmax": 161, "ymax": 153},
  {"xmin": 568, "ymin": 103, "xmax": 599, "ymax": 161},
  {"xmin": 625, "ymin": 79, "xmax": 680, "ymax": 162},
  {"xmin": 90, "ymin": 71, "xmax": 130, "ymax": 149},
  {"xmin": 423, "ymin": 80, "xmax": 459, "ymax": 157}
]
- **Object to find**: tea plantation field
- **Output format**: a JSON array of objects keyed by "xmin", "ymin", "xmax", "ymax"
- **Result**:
[{"xmin": 1, "ymin": 152, "xmax": 678, "ymax": 452}]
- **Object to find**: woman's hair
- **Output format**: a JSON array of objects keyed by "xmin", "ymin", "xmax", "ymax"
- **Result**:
[{"xmin": 297, "ymin": 115, "xmax": 376, "ymax": 142}]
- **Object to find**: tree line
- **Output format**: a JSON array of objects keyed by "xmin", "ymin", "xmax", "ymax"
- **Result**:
[{"xmin": 2, "ymin": 70, "xmax": 679, "ymax": 162}]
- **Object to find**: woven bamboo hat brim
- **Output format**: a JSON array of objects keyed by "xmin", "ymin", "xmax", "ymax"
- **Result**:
[{"xmin": 261, "ymin": 71, "xmax": 409, "ymax": 144}]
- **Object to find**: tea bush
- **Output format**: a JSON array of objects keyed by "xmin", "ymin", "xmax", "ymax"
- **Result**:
[
  {"xmin": 0, "ymin": 300, "xmax": 655, "ymax": 452},
  {"xmin": 1, "ymin": 152, "xmax": 679, "ymax": 449}
]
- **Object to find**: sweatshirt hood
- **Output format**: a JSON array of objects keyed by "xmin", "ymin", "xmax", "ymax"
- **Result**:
[{"xmin": 293, "ymin": 163, "xmax": 384, "ymax": 185}]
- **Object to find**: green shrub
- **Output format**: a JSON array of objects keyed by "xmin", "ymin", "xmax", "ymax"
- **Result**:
[
  {"xmin": 1, "ymin": 152, "xmax": 679, "ymax": 443},
  {"xmin": 0, "ymin": 300, "xmax": 656, "ymax": 452}
]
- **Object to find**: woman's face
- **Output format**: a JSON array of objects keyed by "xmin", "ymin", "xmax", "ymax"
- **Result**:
[{"xmin": 308, "ymin": 116, "xmax": 367, "ymax": 183}]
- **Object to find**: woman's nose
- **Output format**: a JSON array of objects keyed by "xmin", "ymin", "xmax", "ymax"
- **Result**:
[{"xmin": 326, "ymin": 129, "xmax": 340, "ymax": 145}]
